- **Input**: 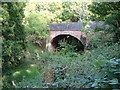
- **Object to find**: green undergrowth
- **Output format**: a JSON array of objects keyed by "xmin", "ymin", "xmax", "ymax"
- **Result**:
[
  {"xmin": 12, "ymin": 64, "xmax": 40, "ymax": 81},
  {"xmin": 13, "ymin": 41, "xmax": 120, "ymax": 88},
  {"xmin": 0, "ymin": 37, "xmax": 2, "ymax": 89},
  {"xmin": 2, "ymin": 35, "xmax": 120, "ymax": 89},
  {"xmin": 2, "ymin": 42, "xmax": 41, "ymax": 89}
]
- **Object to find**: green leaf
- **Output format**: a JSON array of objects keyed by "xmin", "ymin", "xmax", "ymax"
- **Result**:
[
  {"xmin": 91, "ymin": 81, "xmax": 98, "ymax": 87},
  {"xmin": 109, "ymin": 78, "xmax": 118, "ymax": 85}
]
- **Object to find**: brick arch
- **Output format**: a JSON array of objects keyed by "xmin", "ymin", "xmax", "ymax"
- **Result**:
[
  {"xmin": 47, "ymin": 31, "xmax": 86, "ymax": 52},
  {"xmin": 49, "ymin": 31, "xmax": 84, "ymax": 43},
  {"xmin": 51, "ymin": 33, "xmax": 81, "ymax": 42},
  {"xmin": 52, "ymin": 34, "xmax": 84, "ymax": 51}
]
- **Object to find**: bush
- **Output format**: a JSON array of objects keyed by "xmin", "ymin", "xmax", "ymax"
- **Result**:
[
  {"xmin": 25, "ymin": 12, "xmax": 48, "ymax": 39},
  {"xmin": 39, "ymin": 43, "xmax": 120, "ymax": 88},
  {"xmin": 88, "ymin": 2, "xmax": 120, "ymax": 42},
  {"xmin": 85, "ymin": 58, "xmax": 120, "ymax": 89},
  {"xmin": 85, "ymin": 30, "xmax": 113, "ymax": 50},
  {"xmin": 3, "ymin": 40, "xmax": 119, "ymax": 89}
]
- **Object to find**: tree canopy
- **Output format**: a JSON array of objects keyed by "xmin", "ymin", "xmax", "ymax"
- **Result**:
[
  {"xmin": 2, "ymin": 2, "xmax": 26, "ymax": 73},
  {"xmin": 88, "ymin": 2, "xmax": 120, "ymax": 42}
]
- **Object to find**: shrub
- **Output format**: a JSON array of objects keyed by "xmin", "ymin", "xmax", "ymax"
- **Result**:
[
  {"xmin": 40, "ymin": 43, "xmax": 120, "ymax": 88},
  {"xmin": 85, "ymin": 58, "xmax": 120, "ymax": 89},
  {"xmin": 25, "ymin": 12, "xmax": 48, "ymax": 39},
  {"xmin": 85, "ymin": 30, "xmax": 113, "ymax": 50},
  {"xmin": 7, "ymin": 41, "xmax": 119, "ymax": 88}
]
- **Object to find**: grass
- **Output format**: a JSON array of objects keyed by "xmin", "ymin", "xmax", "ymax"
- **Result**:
[
  {"xmin": 10, "ymin": 42, "xmax": 42, "ymax": 82},
  {"xmin": 12, "ymin": 64, "xmax": 40, "ymax": 81},
  {"xmin": 2, "ymin": 42, "xmax": 42, "ymax": 87}
]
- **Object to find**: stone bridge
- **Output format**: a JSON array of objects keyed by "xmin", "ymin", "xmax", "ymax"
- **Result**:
[{"xmin": 46, "ymin": 22, "xmax": 88, "ymax": 52}]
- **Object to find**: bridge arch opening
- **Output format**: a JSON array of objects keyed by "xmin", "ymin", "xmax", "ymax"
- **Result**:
[{"xmin": 51, "ymin": 34, "xmax": 84, "ymax": 52}]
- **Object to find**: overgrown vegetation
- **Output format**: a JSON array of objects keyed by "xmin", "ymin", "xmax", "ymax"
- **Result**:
[
  {"xmin": 6, "ymin": 41, "xmax": 119, "ymax": 88},
  {"xmin": 2, "ymin": 3, "xmax": 26, "ymax": 74},
  {"xmin": 88, "ymin": 2, "xmax": 120, "ymax": 42},
  {"xmin": 1, "ymin": 1, "xmax": 120, "ymax": 89}
]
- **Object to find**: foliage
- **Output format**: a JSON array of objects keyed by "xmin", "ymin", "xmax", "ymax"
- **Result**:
[
  {"xmin": 59, "ymin": 2, "xmax": 90, "ymax": 22},
  {"xmin": 0, "ymin": 37, "xmax": 2, "ymax": 69},
  {"xmin": 25, "ymin": 12, "xmax": 48, "ymax": 39},
  {"xmin": 2, "ymin": 63, "xmax": 40, "ymax": 89},
  {"xmin": 2, "ymin": 2, "xmax": 27, "ymax": 90},
  {"xmin": 86, "ymin": 30, "xmax": 113, "ymax": 50},
  {"xmin": 86, "ymin": 58, "xmax": 120, "ymax": 89},
  {"xmin": 27, "ymin": 2, "xmax": 90, "ymax": 23},
  {"xmin": 15, "ymin": 76, "xmax": 43, "ymax": 88},
  {"xmin": 24, "ymin": 3, "xmax": 49, "ymax": 47},
  {"xmin": 88, "ymin": 2, "xmax": 120, "ymax": 42},
  {"xmin": 2, "ymin": 2, "xmax": 26, "ymax": 73},
  {"xmin": 56, "ymin": 39, "xmax": 78, "ymax": 54},
  {"xmin": 2, "ymin": 2, "xmax": 120, "ymax": 89},
  {"xmin": 36, "ymin": 2, "xmax": 63, "ymax": 23},
  {"xmin": 44, "ymin": 43, "xmax": 120, "ymax": 88},
  {"xmin": 13, "ymin": 42, "xmax": 120, "ymax": 88}
]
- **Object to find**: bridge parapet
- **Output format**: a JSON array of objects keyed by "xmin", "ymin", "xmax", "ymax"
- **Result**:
[{"xmin": 49, "ymin": 22, "xmax": 82, "ymax": 31}]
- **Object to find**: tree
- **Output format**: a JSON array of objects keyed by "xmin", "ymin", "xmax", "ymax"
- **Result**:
[
  {"xmin": 31, "ymin": 2, "xmax": 90, "ymax": 23},
  {"xmin": 24, "ymin": 2, "xmax": 49, "ymax": 46},
  {"xmin": 36, "ymin": 2, "xmax": 63, "ymax": 23},
  {"xmin": 2, "ymin": 2, "xmax": 26, "ymax": 73},
  {"xmin": 25, "ymin": 12, "xmax": 48, "ymax": 39},
  {"xmin": 59, "ymin": 2, "xmax": 90, "ymax": 22},
  {"xmin": 88, "ymin": 2, "xmax": 120, "ymax": 42}
]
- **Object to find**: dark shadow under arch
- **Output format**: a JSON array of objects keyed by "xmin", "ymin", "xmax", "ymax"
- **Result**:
[{"xmin": 51, "ymin": 34, "xmax": 84, "ymax": 52}]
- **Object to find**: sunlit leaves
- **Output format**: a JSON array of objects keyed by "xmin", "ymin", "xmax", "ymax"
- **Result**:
[
  {"xmin": 2, "ymin": 2, "xmax": 26, "ymax": 73},
  {"xmin": 25, "ymin": 12, "xmax": 48, "ymax": 39}
]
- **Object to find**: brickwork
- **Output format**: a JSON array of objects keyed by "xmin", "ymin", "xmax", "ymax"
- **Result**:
[
  {"xmin": 47, "ymin": 22, "xmax": 88, "ymax": 52},
  {"xmin": 46, "ymin": 31, "xmax": 88, "ymax": 52}
]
